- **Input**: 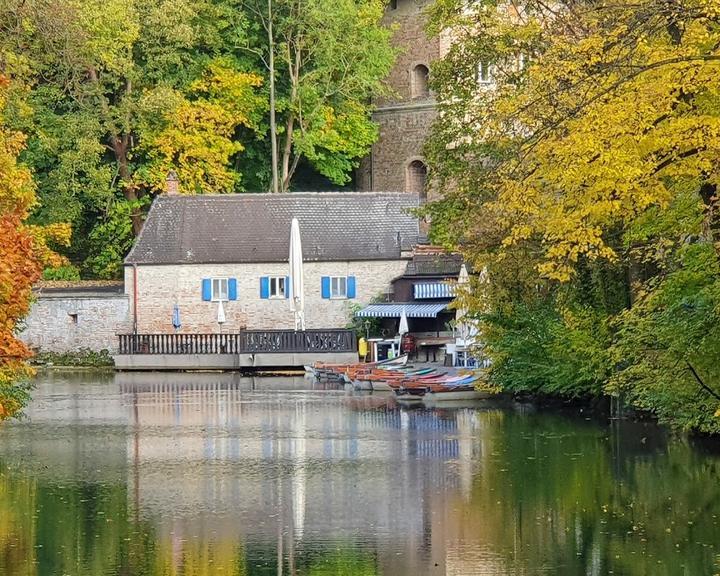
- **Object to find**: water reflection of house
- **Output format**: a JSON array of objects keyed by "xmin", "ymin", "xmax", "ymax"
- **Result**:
[
  {"xmin": 118, "ymin": 375, "xmax": 485, "ymax": 573},
  {"xmin": 2, "ymin": 372, "xmax": 514, "ymax": 576}
]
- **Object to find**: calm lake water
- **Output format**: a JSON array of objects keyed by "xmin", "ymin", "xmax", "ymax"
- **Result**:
[{"xmin": 0, "ymin": 372, "xmax": 719, "ymax": 576}]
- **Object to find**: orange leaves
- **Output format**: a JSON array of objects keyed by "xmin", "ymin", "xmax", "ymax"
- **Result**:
[
  {"xmin": 0, "ymin": 74, "xmax": 43, "ymax": 419},
  {"xmin": 0, "ymin": 214, "xmax": 40, "ymax": 358}
]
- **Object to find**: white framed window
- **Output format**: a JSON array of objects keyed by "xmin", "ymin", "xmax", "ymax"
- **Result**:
[
  {"xmin": 331, "ymin": 276, "xmax": 348, "ymax": 299},
  {"xmin": 478, "ymin": 61, "xmax": 493, "ymax": 84},
  {"xmin": 269, "ymin": 276, "xmax": 287, "ymax": 299},
  {"xmin": 212, "ymin": 278, "xmax": 229, "ymax": 301}
]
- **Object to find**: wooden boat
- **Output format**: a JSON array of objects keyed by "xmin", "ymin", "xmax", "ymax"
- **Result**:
[
  {"xmin": 396, "ymin": 375, "xmax": 481, "ymax": 396},
  {"xmin": 372, "ymin": 370, "xmax": 447, "ymax": 391},
  {"xmin": 310, "ymin": 355, "xmax": 409, "ymax": 382},
  {"xmin": 423, "ymin": 387, "xmax": 495, "ymax": 403},
  {"xmin": 395, "ymin": 393, "xmax": 424, "ymax": 405}
]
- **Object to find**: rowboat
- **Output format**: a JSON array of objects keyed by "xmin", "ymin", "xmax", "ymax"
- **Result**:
[
  {"xmin": 423, "ymin": 387, "xmax": 495, "ymax": 403},
  {"xmin": 308, "ymin": 355, "xmax": 409, "ymax": 381},
  {"xmin": 354, "ymin": 366, "xmax": 437, "ymax": 391},
  {"xmin": 396, "ymin": 375, "xmax": 489, "ymax": 400},
  {"xmin": 371, "ymin": 370, "xmax": 448, "ymax": 391}
]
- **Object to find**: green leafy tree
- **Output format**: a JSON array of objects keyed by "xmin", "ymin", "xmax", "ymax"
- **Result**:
[
  {"xmin": 241, "ymin": 0, "xmax": 395, "ymax": 192},
  {"xmin": 0, "ymin": 0, "xmax": 265, "ymax": 275}
]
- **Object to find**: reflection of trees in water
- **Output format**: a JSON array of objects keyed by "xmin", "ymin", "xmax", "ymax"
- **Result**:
[
  {"xmin": 5, "ymin": 374, "xmax": 720, "ymax": 576},
  {"xmin": 0, "ymin": 467, "xmax": 380, "ymax": 576},
  {"xmin": 456, "ymin": 411, "xmax": 720, "ymax": 576}
]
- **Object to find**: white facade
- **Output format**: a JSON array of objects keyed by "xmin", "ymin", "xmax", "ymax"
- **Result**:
[{"xmin": 124, "ymin": 259, "xmax": 408, "ymax": 333}]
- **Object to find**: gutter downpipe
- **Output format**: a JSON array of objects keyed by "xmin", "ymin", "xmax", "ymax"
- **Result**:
[{"xmin": 133, "ymin": 263, "xmax": 138, "ymax": 335}]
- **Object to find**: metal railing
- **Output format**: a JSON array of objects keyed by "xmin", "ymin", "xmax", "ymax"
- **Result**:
[{"xmin": 118, "ymin": 330, "xmax": 357, "ymax": 355}]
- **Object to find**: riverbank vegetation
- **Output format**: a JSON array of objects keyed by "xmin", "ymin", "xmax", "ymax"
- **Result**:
[
  {"xmin": 30, "ymin": 349, "xmax": 115, "ymax": 369},
  {"xmin": 426, "ymin": 0, "xmax": 720, "ymax": 434},
  {"xmin": 0, "ymin": 0, "xmax": 394, "ymax": 278}
]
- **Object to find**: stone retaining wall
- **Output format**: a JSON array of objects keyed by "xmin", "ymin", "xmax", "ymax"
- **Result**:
[{"xmin": 20, "ymin": 288, "xmax": 131, "ymax": 354}]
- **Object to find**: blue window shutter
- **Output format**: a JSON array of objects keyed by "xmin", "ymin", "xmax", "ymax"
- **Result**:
[
  {"xmin": 285, "ymin": 276, "xmax": 290, "ymax": 299},
  {"xmin": 202, "ymin": 278, "xmax": 212, "ymax": 301},
  {"xmin": 347, "ymin": 276, "xmax": 356, "ymax": 299},
  {"xmin": 228, "ymin": 278, "xmax": 238, "ymax": 301},
  {"xmin": 260, "ymin": 276, "xmax": 270, "ymax": 299},
  {"xmin": 321, "ymin": 276, "xmax": 331, "ymax": 299}
]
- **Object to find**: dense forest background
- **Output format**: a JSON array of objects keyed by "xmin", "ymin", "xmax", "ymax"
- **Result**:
[{"xmin": 0, "ymin": 0, "xmax": 394, "ymax": 278}]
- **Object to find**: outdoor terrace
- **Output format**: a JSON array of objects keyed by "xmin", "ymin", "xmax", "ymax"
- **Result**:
[{"xmin": 114, "ymin": 329, "xmax": 358, "ymax": 371}]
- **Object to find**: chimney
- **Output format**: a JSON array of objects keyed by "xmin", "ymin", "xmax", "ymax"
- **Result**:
[{"xmin": 166, "ymin": 170, "xmax": 180, "ymax": 195}]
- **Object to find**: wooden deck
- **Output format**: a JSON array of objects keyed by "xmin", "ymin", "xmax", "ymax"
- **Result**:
[{"xmin": 114, "ymin": 330, "xmax": 358, "ymax": 371}]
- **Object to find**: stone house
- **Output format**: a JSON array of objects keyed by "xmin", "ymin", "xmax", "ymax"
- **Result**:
[
  {"xmin": 355, "ymin": 246, "xmax": 463, "ymax": 338},
  {"xmin": 124, "ymin": 192, "xmax": 422, "ymax": 334}
]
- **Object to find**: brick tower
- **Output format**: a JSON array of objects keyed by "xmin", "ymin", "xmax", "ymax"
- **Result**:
[{"xmin": 357, "ymin": 0, "xmax": 443, "ymax": 200}]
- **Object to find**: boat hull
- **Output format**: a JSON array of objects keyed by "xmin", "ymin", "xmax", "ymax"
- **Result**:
[
  {"xmin": 353, "ymin": 380, "xmax": 373, "ymax": 391},
  {"xmin": 396, "ymin": 394, "xmax": 423, "ymax": 404},
  {"xmin": 423, "ymin": 389, "xmax": 495, "ymax": 403},
  {"xmin": 370, "ymin": 381, "xmax": 395, "ymax": 392}
]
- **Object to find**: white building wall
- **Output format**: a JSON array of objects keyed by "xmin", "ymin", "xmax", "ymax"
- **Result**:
[{"xmin": 125, "ymin": 260, "xmax": 407, "ymax": 333}]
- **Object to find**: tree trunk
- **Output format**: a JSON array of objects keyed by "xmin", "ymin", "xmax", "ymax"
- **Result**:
[
  {"xmin": 280, "ymin": 39, "xmax": 301, "ymax": 192},
  {"xmin": 89, "ymin": 68, "xmax": 143, "ymax": 234},
  {"xmin": 268, "ymin": 0, "xmax": 279, "ymax": 193},
  {"xmin": 111, "ymin": 134, "xmax": 144, "ymax": 235},
  {"xmin": 281, "ymin": 114, "xmax": 294, "ymax": 192},
  {"xmin": 699, "ymin": 182, "xmax": 720, "ymax": 252}
]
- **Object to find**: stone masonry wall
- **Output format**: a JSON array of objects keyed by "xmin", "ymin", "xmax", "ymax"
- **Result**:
[
  {"xmin": 357, "ymin": 0, "xmax": 442, "ymax": 193},
  {"xmin": 125, "ymin": 260, "xmax": 408, "ymax": 333},
  {"xmin": 20, "ymin": 292, "xmax": 131, "ymax": 353},
  {"xmin": 378, "ymin": 0, "xmax": 440, "ymax": 105},
  {"xmin": 370, "ymin": 106, "xmax": 438, "ymax": 193}
]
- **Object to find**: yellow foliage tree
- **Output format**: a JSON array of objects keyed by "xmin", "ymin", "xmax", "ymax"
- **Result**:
[
  {"xmin": 136, "ymin": 62, "xmax": 265, "ymax": 195},
  {"xmin": 428, "ymin": 0, "xmax": 720, "ymax": 281}
]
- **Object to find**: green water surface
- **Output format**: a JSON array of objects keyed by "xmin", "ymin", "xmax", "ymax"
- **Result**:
[{"xmin": 0, "ymin": 371, "xmax": 718, "ymax": 575}]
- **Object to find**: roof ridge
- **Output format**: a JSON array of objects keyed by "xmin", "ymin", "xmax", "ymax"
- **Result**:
[{"xmin": 164, "ymin": 191, "xmax": 414, "ymax": 199}]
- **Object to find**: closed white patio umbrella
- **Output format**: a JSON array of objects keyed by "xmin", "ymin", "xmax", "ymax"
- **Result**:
[
  {"xmin": 455, "ymin": 264, "xmax": 470, "ymax": 343},
  {"xmin": 217, "ymin": 299, "xmax": 226, "ymax": 325},
  {"xmin": 289, "ymin": 218, "xmax": 306, "ymax": 331},
  {"xmin": 398, "ymin": 307, "xmax": 409, "ymax": 336}
]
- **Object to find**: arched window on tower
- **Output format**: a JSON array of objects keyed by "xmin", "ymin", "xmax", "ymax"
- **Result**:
[
  {"xmin": 406, "ymin": 160, "xmax": 428, "ymax": 200},
  {"xmin": 411, "ymin": 64, "xmax": 430, "ymax": 99}
]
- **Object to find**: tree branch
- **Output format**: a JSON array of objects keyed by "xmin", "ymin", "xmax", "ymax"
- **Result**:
[{"xmin": 686, "ymin": 361, "xmax": 720, "ymax": 401}]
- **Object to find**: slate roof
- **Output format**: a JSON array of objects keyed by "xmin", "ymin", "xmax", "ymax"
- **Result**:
[{"xmin": 125, "ymin": 192, "xmax": 421, "ymax": 265}]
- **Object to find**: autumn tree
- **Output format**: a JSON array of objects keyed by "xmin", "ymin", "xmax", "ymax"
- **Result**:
[
  {"xmin": 0, "ymin": 0, "xmax": 265, "ymax": 276},
  {"xmin": 0, "ymin": 75, "xmax": 42, "ymax": 420},
  {"xmin": 426, "ymin": 0, "xmax": 720, "ymax": 432}
]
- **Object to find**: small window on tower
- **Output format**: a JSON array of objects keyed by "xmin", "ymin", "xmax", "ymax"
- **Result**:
[
  {"xmin": 411, "ymin": 64, "xmax": 430, "ymax": 99},
  {"xmin": 478, "ymin": 61, "xmax": 493, "ymax": 84},
  {"xmin": 390, "ymin": 0, "xmax": 398, "ymax": 9},
  {"xmin": 406, "ymin": 160, "xmax": 428, "ymax": 199}
]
